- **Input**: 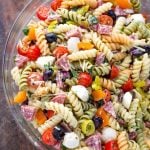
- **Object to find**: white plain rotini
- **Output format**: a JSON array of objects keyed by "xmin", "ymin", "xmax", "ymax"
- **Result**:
[
  {"xmin": 67, "ymin": 91, "xmax": 84, "ymax": 117},
  {"xmin": 113, "ymin": 101, "xmax": 132, "ymax": 122},
  {"xmin": 35, "ymin": 28, "xmax": 51, "ymax": 56},
  {"xmin": 114, "ymin": 69, "xmax": 131, "ymax": 88},
  {"xmin": 108, "ymin": 115, "xmax": 121, "ymax": 131},
  {"xmin": 68, "ymin": 49, "xmax": 97, "ymax": 62},
  {"xmin": 119, "ymin": 56, "xmax": 132, "ymax": 71},
  {"xmin": 44, "ymin": 102, "xmax": 78, "ymax": 128},
  {"xmin": 38, "ymin": 114, "xmax": 63, "ymax": 134},
  {"xmin": 93, "ymin": 2, "xmax": 112, "ymax": 17},
  {"xmin": 90, "ymin": 32, "xmax": 113, "ymax": 61},
  {"xmin": 113, "ymin": 17, "xmax": 126, "ymax": 33},
  {"xmin": 128, "ymin": 140, "xmax": 140, "ymax": 150},
  {"xmin": 53, "ymin": 24, "xmax": 78, "ymax": 33},
  {"xmin": 45, "ymin": 81, "xmax": 62, "ymax": 94}
]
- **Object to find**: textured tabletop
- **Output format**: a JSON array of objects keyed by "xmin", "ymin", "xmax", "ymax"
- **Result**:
[{"xmin": 0, "ymin": 0, "xmax": 35, "ymax": 149}]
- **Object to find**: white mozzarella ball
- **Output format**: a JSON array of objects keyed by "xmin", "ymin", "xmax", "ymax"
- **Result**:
[
  {"xmin": 122, "ymin": 92, "xmax": 133, "ymax": 109},
  {"xmin": 130, "ymin": 14, "xmax": 145, "ymax": 23},
  {"xmin": 67, "ymin": 37, "xmax": 80, "ymax": 53},
  {"xmin": 101, "ymin": 127, "xmax": 118, "ymax": 143},
  {"xmin": 63, "ymin": 132, "xmax": 80, "ymax": 149},
  {"xmin": 71, "ymin": 85, "xmax": 89, "ymax": 102},
  {"xmin": 36, "ymin": 56, "xmax": 55, "ymax": 69}
]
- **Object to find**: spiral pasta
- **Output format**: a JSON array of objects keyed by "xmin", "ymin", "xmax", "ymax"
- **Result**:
[
  {"xmin": 38, "ymin": 114, "xmax": 63, "ymax": 134},
  {"xmin": 90, "ymin": 32, "xmax": 113, "ymax": 61},
  {"xmin": 44, "ymin": 102, "xmax": 78, "ymax": 128},
  {"xmin": 67, "ymin": 91, "xmax": 84, "ymax": 117},
  {"xmin": 140, "ymin": 53, "xmax": 150, "ymax": 80},
  {"xmin": 132, "ymin": 59, "xmax": 143, "ymax": 82},
  {"xmin": 45, "ymin": 81, "xmax": 62, "ymax": 94},
  {"xmin": 114, "ymin": 69, "xmax": 131, "ymax": 88},
  {"xmin": 105, "ymin": 42, "xmax": 122, "ymax": 51},
  {"xmin": 138, "ymin": 23, "xmax": 150, "ymax": 39},
  {"xmin": 19, "ymin": 64, "xmax": 32, "ymax": 90},
  {"xmin": 112, "ymin": 101, "xmax": 132, "ymax": 122},
  {"xmin": 56, "ymin": 8, "xmax": 89, "ymax": 27},
  {"xmin": 117, "ymin": 131, "xmax": 129, "ymax": 150},
  {"xmin": 130, "ymin": 0, "xmax": 141, "ymax": 13},
  {"xmin": 119, "ymin": 56, "xmax": 132, "ymax": 71},
  {"xmin": 99, "ymin": 77, "xmax": 116, "ymax": 91},
  {"xmin": 136, "ymin": 129, "xmax": 149, "ymax": 150},
  {"xmin": 68, "ymin": 49, "xmax": 97, "ymax": 62},
  {"xmin": 81, "ymin": 102, "xmax": 95, "ymax": 111},
  {"xmin": 108, "ymin": 115, "xmax": 121, "ymax": 131},
  {"xmin": 92, "ymin": 63, "xmax": 111, "ymax": 76},
  {"xmin": 53, "ymin": 24, "xmax": 78, "ymax": 33},
  {"xmin": 123, "ymin": 21, "xmax": 139, "ymax": 35},
  {"xmin": 61, "ymin": 0, "xmax": 85, "ymax": 8},
  {"xmin": 113, "ymin": 17, "xmax": 126, "ymax": 33},
  {"xmin": 93, "ymin": 2, "xmax": 113, "ymax": 17},
  {"xmin": 74, "ymin": 127, "xmax": 85, "ymax": 140},
  {"xmin": 140, "ymin": 99, "xmax": 150, "ymax": 121},
  {"xmin": 65, "ymin": 78, "xmax": 78, "ymax": 87},
  {"xmin": 35, "ymin": 28, "xmax": 51, "ymax": 55},
  {"xmin": 102, "ymin": 33, "xmax": 133, "ymax": 45},
  {"xmin": 128, "ymin": 140, "xmax": 140, "ymax": 150},
  {"xmin": 112, "ymin": 52, "xmax": 127, "ymax": 62},
  {"xmin": 78, "ymin": 108, "xmax": 96, "ymax": 124},
  {"xmin": 128, "ymin": 99, "xmax": 139, "ymax": 132}
]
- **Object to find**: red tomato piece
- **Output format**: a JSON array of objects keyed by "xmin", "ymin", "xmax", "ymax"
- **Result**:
[
  {"xmin": 17, "ymin": 41, "xmax": 28, "ymax": 56},
  {"xmin": 46, "ymin": 110, "xmax": 55, "ymax": 119},
  {"xmin": 36, "ymin": 6, "xmax": 50, "ymax": 20},
  {"xmin": 99, "ymin": 15, "xmax": 113, "ymax": 26},
  {"xmin": 27, "ymin": 72, "xmax": 43, "ymax": 89},
  {"xmin": 53, "ymin": 46, "xmax": 69, "ymax": 58},
  {"xmin": 104, "ymin": 89, "xmax": 111, "ymax": 102},
  {"xmin": 42, "ymin": 128, "xmax": 57, "ymax": 146},
  {"xmin": 110, "ymin": 65, "xmax": 119, "ymax": 79},
  {"xmin": 105, "ymin": 140, "xmax": 119, "ymax": 150},
  {"xmin": 51, "ymin": 0, "xmax": 62, "ymax": 11},
  {"xmin": 122, "ymin": 79, "xmax": 133, "ymax": 92},
  {"xmin": 78, "ymin": 72, "xmax": 93, "ymax": 87},
  {"xmin": 26, "ymin": 45, "xmax": 41, "ymax": 60}
]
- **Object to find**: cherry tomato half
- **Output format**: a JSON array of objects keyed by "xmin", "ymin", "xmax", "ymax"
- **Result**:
[
  {"xmin": 42, "ymin": 128, "xmax": 57, "ymax": 146},
  {"xmin": 51, "ymin": 0, "xmax": 62, "ymax": 11},
  {"xmin": 122, "ymin": 79, "xmax": 133, "ymax": 92},
  {"xmin": 105, "ymin": 140, "xmax": 119, "ymax": 150},
  {"xmin": 53, "ymin": 46, "xmax": 69, "ymax": 58},
  {"xmin": 26, "ymin": 45, "xmax": 41, "ymax": 60},
  {"xmin": 110, "ymin": 65, "xmax": 119, "ymax": 79},
  {"xmin": 99, "ymin": 15, "xmax": 113, "ymax": 26},
  {"xmin": 17, "ymin": 40, "xmax": 28, "ymax": 56},
  {"xmin": 78, "ymin": 72, "xmax": 93, "ymax": 87},
  {"xmin": 27, "ymin": 72, "xmax": 43, "ymax": 89},
  {"xmin": 36, "ymin": 6, "xmax": 50, "ymax": 20}
]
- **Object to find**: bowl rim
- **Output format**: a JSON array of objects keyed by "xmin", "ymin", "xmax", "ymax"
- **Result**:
[{"xmin": 2, "ymin": 0, "xmax": 47, "ymax": 149}]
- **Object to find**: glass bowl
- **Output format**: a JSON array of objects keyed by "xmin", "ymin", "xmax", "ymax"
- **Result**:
[{"xmin": 2, "ymin": 0, "xmax": 150, "ymax": 149}]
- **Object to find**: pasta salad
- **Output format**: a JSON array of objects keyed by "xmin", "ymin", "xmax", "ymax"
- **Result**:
[{"xmin": 11, "ymin": 0, "xmax": 150, "ymax": 149}]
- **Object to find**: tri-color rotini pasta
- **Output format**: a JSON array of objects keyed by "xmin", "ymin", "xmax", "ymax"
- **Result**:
[{"xmin": 11, "ymin": 0, "xmax": 150, "ymax": 149}]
